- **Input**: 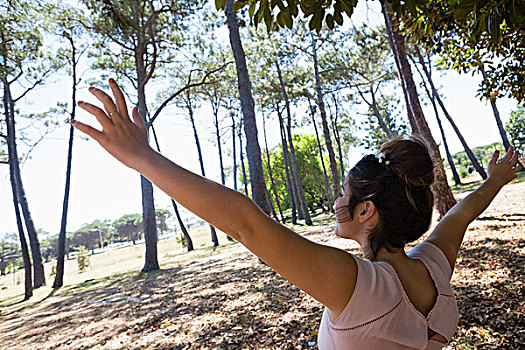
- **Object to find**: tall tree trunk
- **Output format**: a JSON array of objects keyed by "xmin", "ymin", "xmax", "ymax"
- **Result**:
[
  {"xmin": 307, "ymin": 97, "xmax": 331, "ymax": 212},
  {"xmin": 53, "ymin": 34, "xmax": 78, "ymax": 289},
  {"xmin": 238, "ymin": 122, "xmax": 249, "ymax": 196},
  {"xmin": 231, "ymin": 113, "xmax": 238, "ymax": 191},
  {"xmin": 4, "ymin": 85, "xmax": 32, "ymax": 300},
  {"xmin": 277, "ymin": 107, "xmax": 298, "ymax": 224},
  {"xmin": 275, "ymin": 60, "xmax": 312, "ymax": 225},
  {"xmin": 411, "ymin": 55, "xmax": 462, "ymax": 186},
  {"xmin": 186, "ymin": 94, "xmax": 219, "ymax": 247},
  {"xmin": 480, "ymin": 68, "xmax": 511, "ymax": 150},
  {"xmin": 311, "ymin": 33, "xmax": 340, "ymax": 200},
  {"xmin": 4, "ymin": 83, "xmax": 45, "ymax": 287},
  {"xmin": 150, "ymin": 125, "xmax": 194, "ymax": 251},
  {"xmin": 383, "ymin": 3, "xmax": 456, "ymax": 217},
  {"xmin": 262, "ymin": 113, "xmax": 284, "ymax": 223},
  {"xmin": 136, "ymin": 55, "xmax": 159, "ymax": 273},
  {"xmin": 212, "ymin": 103, "xmax": 226, "ymax": 185},
  {"xmin": 225, "ymin": 0, "xmax": 271, "ymax": 215},
  {"xmin": 414, "ymin": 47, "xmax": 487, "ymax": 179},
  {"xmin": 171, "ymin": 199, "xmax": 194, "ymax": 251},
  {"xmin": 212, "ymin": 102, "xmax": 234, "ymax": 241},
  {"xmin": 329, "ymin": 95, "xmax": 346, "ymax": 187}
]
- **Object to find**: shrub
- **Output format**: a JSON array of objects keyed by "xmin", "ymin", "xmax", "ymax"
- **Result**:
[{"xmin": 77, "ymin": 247, "xmax": 90, "ymax": 273}]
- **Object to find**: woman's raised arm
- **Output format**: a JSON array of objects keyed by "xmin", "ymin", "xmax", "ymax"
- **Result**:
[
  {"xmin": 427, "ymin": 147, "xmax": 523, "ymax": 271},
  {"xmin": 72, "ymin": 79, "xmax": 358, "ymax": 316}
]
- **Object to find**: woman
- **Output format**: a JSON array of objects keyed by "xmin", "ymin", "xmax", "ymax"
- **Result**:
[{"xmin": 72, "ymin": 80, "xmax": 522, "ymax": 349}]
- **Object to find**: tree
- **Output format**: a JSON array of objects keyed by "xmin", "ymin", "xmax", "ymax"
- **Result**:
[
  {"xmin": 390, "ymin": 0, "xmax": 525, "ymax": 102},
  {"xmin": 52, "ymin": 5, "xmax": 87, "ymax": 289},
  {"xmin": 113, "ymin": 214, "xmax": 142, "ymax": 244},
  {"xmin": 71, "ymin": 220, "xmax": 111, "ymax": 252},
  {"xmin": 224, "ymin": 0, "xmax": 272, "ymax": 215},
  {"xmin": 506, "ymin": 107, "xmax": 525, "ymax": 149},
  {"xmin": 411, "ymin": 54, "xmax": 462, "ymax": 186},
  {"xmin": 1, "ymin": 0, "xmax": 55, "ymax": 288},
  {"xmin": 412, "ymin": 46, "xmax": 487, "ymax": 179},
  {"xmin": 382, "ymin": 3, "xmax": 457, "ymax": 217},
  {"xmin": 179, "ymin": 83, "xmax": 220, "ymax": 246},
  {"xmin": 84, "ymin": 0, "xmax": 198, "ymax": 272}
]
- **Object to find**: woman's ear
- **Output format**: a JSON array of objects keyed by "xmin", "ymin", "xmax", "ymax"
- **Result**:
[{"xmin": 357, "ymin": 201, "xmax": 377, "ymax": 223}]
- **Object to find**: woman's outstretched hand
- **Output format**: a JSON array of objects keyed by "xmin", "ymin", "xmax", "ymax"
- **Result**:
[
  {"xmin": 487, "ymin": 146, "xmax": 523, "ymax": 188},
  {"xmin": 72, "ymin": 79, "xmax": 155, "ymax": 170}
]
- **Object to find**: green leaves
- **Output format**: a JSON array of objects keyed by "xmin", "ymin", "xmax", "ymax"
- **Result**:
[{"xmin": 225, "ymin": 0, "xmax": 358, "ymax": 33}]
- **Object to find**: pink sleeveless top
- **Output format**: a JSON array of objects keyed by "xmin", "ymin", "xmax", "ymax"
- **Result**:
[{"xmin": 318, "ymin": 241, "xmax": 459, "ymax": 349}]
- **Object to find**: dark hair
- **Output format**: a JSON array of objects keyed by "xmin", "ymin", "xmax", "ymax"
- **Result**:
[{"xmin": 344, "ymin": 136, "xmax": 435, "ymax": 259}]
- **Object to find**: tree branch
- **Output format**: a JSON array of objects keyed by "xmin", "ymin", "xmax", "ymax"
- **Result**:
[
  {"xmin": 148, "ymin": 62, "xmax": 233, "ymax": 126},
  {"xmin": 13, "ymin": 68, "xmax": 53, "ymax": 103}
]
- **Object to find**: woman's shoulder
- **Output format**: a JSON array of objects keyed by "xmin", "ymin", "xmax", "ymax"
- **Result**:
[
  {"xmin": 328, "ymin": 254, "xmax": 404, "ymax": 327},
  {"xmin": 408, "ymin": 241, "xmax": 454, "ymax": 281}
]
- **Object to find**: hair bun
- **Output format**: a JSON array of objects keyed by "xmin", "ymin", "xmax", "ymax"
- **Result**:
[{"xmin": 380, "ymin": 137, "xmax": 434, "ymax": 188}]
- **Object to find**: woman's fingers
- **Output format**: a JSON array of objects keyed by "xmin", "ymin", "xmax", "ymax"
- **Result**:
[
  {"xmin": 132, "ymin": 106, "xmax": 146, "ymax": 131},
  {"xmin": 89, "ymin": 86, "xmax": 121, "ymax": 121},
  {"xmin": 108, "ymin": 78, "xmax": 130, "ymax": 121},
  {"xmin": 489, "ymin": 150, "xmax": 500, "ymax": 165},
  {"xmin": 71, "ymin": 120, "xmax": 103, "ymax": 142},
  {"xmin": 78, "ymin": 101, "xmax": 113, "ymax": 129},
  {"xmin": 502, "ymin": 146, "xmax": 514, "ymax": 162}
]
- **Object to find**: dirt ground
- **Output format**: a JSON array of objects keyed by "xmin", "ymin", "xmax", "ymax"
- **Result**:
[{"xmin": 0, "ymin": 181, "xmax": 523, "ymax": 350}]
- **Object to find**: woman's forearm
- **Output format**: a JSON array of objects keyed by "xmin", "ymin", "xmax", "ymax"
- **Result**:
[
  {"xmin": 136, "ymin": 148, "xmax": 261, "ymax": 241},
  {"xmin": 449, "ymin": 177, "xmax": 503, "ymax": 224}
]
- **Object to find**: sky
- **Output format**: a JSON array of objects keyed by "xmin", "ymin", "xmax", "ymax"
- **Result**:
[{"xmin": 0, "ymin": 1, "xmax": 519, "ymax": 238}]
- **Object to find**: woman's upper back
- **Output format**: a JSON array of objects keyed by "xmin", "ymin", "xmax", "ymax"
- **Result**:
[{"xmin": 317, "ymin": 241, "xmax": 459, "ymax": 349}]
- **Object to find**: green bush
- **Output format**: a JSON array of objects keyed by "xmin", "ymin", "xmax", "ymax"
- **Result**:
[
  {"xmin": 459, "ymin": 166, "xmax": 468, "ymax": 178},
  {"xmin": 77, "ymin": 247, "xmax": 90, "ymax": 273}
]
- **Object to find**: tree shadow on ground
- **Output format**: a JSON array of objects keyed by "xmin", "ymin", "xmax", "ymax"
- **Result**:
[
  {"xmin": 450, "ymin": 237, "xmax": 524, "ymax": 349},
  {"xmin": 0, "ymin": 213, "xmax": 523, "ymax": 349}
]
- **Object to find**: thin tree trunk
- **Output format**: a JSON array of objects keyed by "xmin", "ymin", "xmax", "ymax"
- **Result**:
[
  {"xmin": 231, "ymin": 113, "xmax": 238, "ymax": 191},
  {"xmin": 238, "ymin": 118, "xmax": 249, "ymax": 196},
  {"xmin": 225, "ymin": 0, "xmax": 271, "ymax": 215},
  {"xmin": 4, "ymin": 83, "xmax": 45, "ymax": 287},
  {"xmin": 411, "ymin": 55, "xmax": 462, "ymax": 186},
  {"xmin": 277, "ymin": 107, "xmax": 297, "ymax": 224},
  {"xmin": 212, "ymin": 103, "xmax": 226, "ymax": 185},
  {"xmin": 213, "ymin": 103, "xmax": 234, "ymax": 241},
  {"xmin": 150, "ymin": 125, "xmax": 194, "ymax": 251},
  {"xmin": 307, "ymin": 97, "xmax": 331, "ymax": 212},
  {"xmin": 136, "ymin": 53, "xmax": 159, "ymax": 273},
  {"xmin": 329, "ymin": 95, "xmax": 346, "ymax": 187},
  {"xmin": 275, "ymin": 60, "xmax": 312, "ymax": 224},
  {"xmin": 262, "ymin": 113, "xmax": 284, "ymax": 223},
  {"xmin": 186, "ymin": 94, "xmax": 219, "ymax": 247},
  {"xmin": 171, "ymin": 199, "xmax": 194, "ymax": 251},
  {"xmin": 311, "ymin": 33, "xmax": 340, "ymax": 201},
  {"xmin": 480, "ymin": 68, "xmax": 511, "ymax": 149},
  {"xmin": 383, "ymin": 3, "xmax": 456, "ymax": 217},
  {"xmin": 53, "ymin": 34, "xmax": 78, "ymax": 289},
  {"xmin": 4, "ymin": 85, "xmax": 32, "ymax": 300},
  {"xmin": 414, "ymin": 47, "xmax": 487, "ymax": 179}
]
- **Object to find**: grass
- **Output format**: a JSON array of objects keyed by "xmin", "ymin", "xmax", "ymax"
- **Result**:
[
  {"xmin": 450, "ymin": 168, "xmax": 525, "ymax": 194},
  {"xmin": 0, "ymin": 224, "xmax": 239, "ymax": 307}
]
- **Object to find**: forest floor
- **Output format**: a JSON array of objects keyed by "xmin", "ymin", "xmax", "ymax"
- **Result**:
[{"xmin": 0, "ymin": 176, "xmax": 524, "ymax": 350}]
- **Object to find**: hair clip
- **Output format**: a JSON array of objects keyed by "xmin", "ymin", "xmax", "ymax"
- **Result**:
[{"xmin": 377, "ymin": 152, "xmax": 390, "ymax": 165}]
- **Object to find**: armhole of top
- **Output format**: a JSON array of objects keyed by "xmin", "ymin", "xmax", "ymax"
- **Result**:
[{"xmin": 416, "ymin": 241, "xmax": 453, "ymax": 280}]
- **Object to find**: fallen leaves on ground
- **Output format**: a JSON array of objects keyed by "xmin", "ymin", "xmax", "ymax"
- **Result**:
[{"xmin": 0, "ymin": 183, "xmax": 523, "ymax": 349}]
